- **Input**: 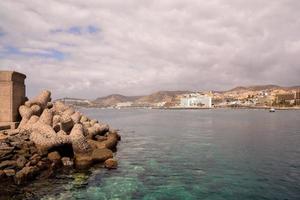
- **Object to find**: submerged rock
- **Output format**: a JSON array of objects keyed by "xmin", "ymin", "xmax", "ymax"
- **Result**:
[
  {"xmin": 104, "ymin": 158, "xmax": 118, "ymax": 169},
  {"xmin": 14, "ymin": 166, "xmax": 40, "ymax": 185},
  {"xmin": 92, "ymin": 148, "xmax": 113, "ymax": 163}
]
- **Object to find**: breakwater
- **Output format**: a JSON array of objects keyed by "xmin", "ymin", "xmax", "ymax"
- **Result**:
[{"xmin": 0, "ymin": 90, "xmax": 120, "ymax": 189}]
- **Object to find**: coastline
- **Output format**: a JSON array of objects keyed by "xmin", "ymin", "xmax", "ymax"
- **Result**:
[{"xmin": 80, "ymin": 106, "xmax": 300, "ymax": 111}]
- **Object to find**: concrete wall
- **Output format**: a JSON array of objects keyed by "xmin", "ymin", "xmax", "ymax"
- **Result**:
[{"xmin": 0, "ymin": 71, "xmax": 26, "ymax": 122}]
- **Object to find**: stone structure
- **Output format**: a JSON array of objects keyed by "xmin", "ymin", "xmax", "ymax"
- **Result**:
[{"xmin": 0, "ymin": 71, "xmax": 26, "ymax": 129}]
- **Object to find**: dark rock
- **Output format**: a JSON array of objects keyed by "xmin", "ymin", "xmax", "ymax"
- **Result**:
[
  {"xmin": 29, "ymin": 146, "xmax": 38, "ymax": 154},
  {"xmin": 104, "ymin": 158, "xmax": 118, "ymax": 169},
  {"xmin": 15, "ymin": 149, "xmax": 31, "ymax": 159},
  {"xmin": 61, "ymin": 157, "xmax": 73, "ymax": 167},
  {"xmin": 0, "ymin": 170, "xmax": 5, "ymax": 178},
  {"xmin": 14, "ymin": 166, "xmax": 40, "ymax": 185},
  {"xmin": 3, "ymin": 169, "xmax": 16, "ymax": 177},
  {"xmin": 30, "ymin": 154, "xmax": 41, "ymax": 161},
  {"xmin": 74, "ymin": 154, "xmax": 93, "ymax": 169},
  {"xmin": 53, "ymin": 124, "xmax": 61, "ymax": 132},
  {"xmin": 0, "ymin": 143, "xmax": 15, "ymax": 161},
  {"xmin": 95, "ymin": 135, "xmax": 107, "ymax": 142},
  {"xmin": 16, "ymin": 156, "xmax": 27, "ymax": 169},
  {"xmin": 0, "ymin": 160, "xmax": 17, "ymax": 169},
  {"xmin": 92, "ymin": 148, "xmax": 113, "ymax": 163},
  {"xmin": 47, "ymin": 151, "xmax": 61, "ymax": 162},
  {"xmin": 36, "ymin": 161, "xmax": 48, "ymax": 170}
]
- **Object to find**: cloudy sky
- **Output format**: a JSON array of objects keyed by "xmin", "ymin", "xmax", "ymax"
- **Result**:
[{"xmin": 0, "ymin": 0, "xmax": 299, "ymax": 99}]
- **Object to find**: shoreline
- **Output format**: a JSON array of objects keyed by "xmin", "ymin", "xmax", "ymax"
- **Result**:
[{"xmin": 79, "ymin": 106, "xmax": 300, "ymax": 111}]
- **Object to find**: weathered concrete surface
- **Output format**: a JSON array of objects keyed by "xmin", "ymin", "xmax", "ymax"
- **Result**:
[{"xmin": 0, "ymin": 71, "xmax": 26, "ymax": 129}]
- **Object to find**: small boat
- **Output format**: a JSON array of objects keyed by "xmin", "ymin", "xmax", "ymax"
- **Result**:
[{"xmin": 269, "ymin": 108, "xmax": 275, "ymax": 112}]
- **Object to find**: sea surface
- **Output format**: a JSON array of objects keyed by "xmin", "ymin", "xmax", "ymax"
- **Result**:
[{"xmin": 15, "ymin": 109, "xmax": 300, "ymax": 199}]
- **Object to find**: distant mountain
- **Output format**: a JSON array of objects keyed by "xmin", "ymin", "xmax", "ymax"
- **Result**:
[
  {"xmin": 137, "ymin": 91, "xmax": 191, "ymax": 103},
  {"xmin": 227, "ymin": 85, "xmax": 300, "ymax": 92},
  {"xmin": 92, "ymin": 94, "xmax": 141, "ymax": 107},
  {"xmin": 228, "ymin": 85, "xmax": 281, "ymax": 92},
  {"xmin": 92, "ymin": 91, "xmax": 192, "ymax": 107}
]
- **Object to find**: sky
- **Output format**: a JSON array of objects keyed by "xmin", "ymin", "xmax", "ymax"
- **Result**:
[{"xmin": 0, "ymin": 0, "xmax": 300, "ymax": 99}]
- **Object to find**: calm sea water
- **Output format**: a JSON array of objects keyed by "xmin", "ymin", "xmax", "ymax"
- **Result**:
[{"xmin": 21, "ymin": 109, "xmax": 300, "ymax": 199}]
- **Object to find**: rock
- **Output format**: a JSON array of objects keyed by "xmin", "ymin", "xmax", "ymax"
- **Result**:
[
  {"xmin": 3, "ymin": 169, "xmax": 16, "ymax": 177},
  {"xmin": 95, "ymin": 135, "xmax": 107, "ymax": 142},
  {"xmin": 53, "ymin": 101, "xmax": 68, "ymax": 113},
  {"xmin": 60, "ymin": 114, "xmax": 74, "ymax": 132},
  {"xmin": 0, "ymin": 170, "xmax": 5, "ymax": 178},
  {"xmin": 16, "ymin": 156, "xmax": 27, "ymax": 169},
  {"xmin": 0, "ymin": 143, "xmax": 15, "ymax": 161},
  {"xmin": 0, "ymin": 160, "xmax": 17, "ymax": 169},
  {"xmin": 80, "ymin": 115, "xmax": 88, "ymax": 123},
  {"xmin": 38, "ymin": 109, "xmax": 53, "ymax": 126},
  {"xmin": 30, "ymin": 123, "xmax": 71, "ymax": 154},
  {"xmin": 37, "ymin": 161, "xmax": 48, "ymax": 170},
  {"xmin": 61, "ymin": 157, "xmax": 74, "ymax": 167},
  {"xmin": 52, "ymin": 115, "xmax": 61, "ymax": 126},
  {"xmin": 28, "ymin": 154, "xmax": 41, "ymax": 166},
  {"xmin": 63, "ymin": 107, "xmax": 75, "ymax": 116},
  {"xmin": 70, "ymin": 124, "xmax": 92, "ymax": 154},
  {"xmin": 87, "ymin": 139, "xmax": 106, "ymax": 150},
  {"xmin": 30, "ymin": 90, "xmax": 51, "ymax": 109},
  {"xmin": 31, "ymin": 105, "xmax": 42, "ymax": 116},
  {"xmin": 104, "ymin": 158, "xmax": 118, "ymax": 169},
  {"xmin": 90, "ymin": 119, "xmax": 98, "ymax": 126},
  {"xmin": 47, "ymin": 102, "xmax": 53, "ymax": 109},
  {"xmin": 19, "ymin": 105, "xmax": 33, "ymax": 119},
  {"xmin": 92, "ymin": 148, "xmax": 113, "ymax": 163},
  {"xmin": 71, "ymin": 112, "xmax": 81, "ymax": 124},
  {"xmin": 14, "ymin": 166, "xmax": 40, "ymax": 185},
  {"xmin": 47, "ymin": 151, "xmax": 61, "ymax": 162},
  {"xmin": 100, "ymin": 132, "xmax": 119, "ymax": 150},
  {"xmin": 74, "ymin": 154, "xmax": 92, "ymax": 169}
]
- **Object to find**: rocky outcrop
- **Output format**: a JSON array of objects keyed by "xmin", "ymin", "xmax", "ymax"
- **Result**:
[
  {"xmin": 0, "ymin": 90, "xmax": 120, "ymax": 185},
  {"xmin": 104, "ymin": 158, "xmax": 118, "ymax": 169}
]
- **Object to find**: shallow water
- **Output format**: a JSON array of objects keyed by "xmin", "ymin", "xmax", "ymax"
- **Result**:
[{"xmin": 18, "ymin": 109, "xmax": 300, "ymax": 199}]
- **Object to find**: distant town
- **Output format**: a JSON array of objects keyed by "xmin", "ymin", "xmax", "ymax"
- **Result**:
[{"xmin": 57, "ymin": 85, "xmax": 300, "ymax": 109}]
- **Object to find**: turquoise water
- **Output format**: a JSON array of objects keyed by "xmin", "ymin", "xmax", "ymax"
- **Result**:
[{"xmin": 25, "ymin": 109, "xmax": 300, "ymax": 199}]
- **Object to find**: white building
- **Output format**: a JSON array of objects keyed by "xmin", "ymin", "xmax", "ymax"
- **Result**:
[{"xmin": 180, "ymin": 93, "xmax": 212, "ymax": 108}]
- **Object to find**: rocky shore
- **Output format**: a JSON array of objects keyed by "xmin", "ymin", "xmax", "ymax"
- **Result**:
[{"xmin": 0, "ymin": 90, "xmax": 120, "ymax": 186}]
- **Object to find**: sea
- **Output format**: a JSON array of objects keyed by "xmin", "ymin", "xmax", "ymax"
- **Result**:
[{"xmin": 9, "ymin": 108, "xmax": 300, "ymax": 200}]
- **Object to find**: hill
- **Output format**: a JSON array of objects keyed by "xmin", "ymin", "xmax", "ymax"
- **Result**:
[
  {"xmin": 92, "ymin": 94, "xmax": 141, "ymax": 107},
  {"xmin": 92, "ymin": 91, "xmax": 192, "ymax": 107}
]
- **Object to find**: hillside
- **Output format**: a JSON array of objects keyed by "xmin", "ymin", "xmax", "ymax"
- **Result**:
[
  {"xmin": 92, "ymin": 94, "xmax": 141, "ymax": 107},
  {"xmin": 92, "ymin": 91, "xmax": 192, "ymax": 107},
  {"xmin": 227, "ymin": 85, "xmax": 300, "ymax": 92},
  {"xmin": 137, "ymin": 91, "xmax": 191, "ymax": 103}
]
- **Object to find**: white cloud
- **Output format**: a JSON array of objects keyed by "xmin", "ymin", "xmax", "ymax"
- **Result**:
[{"xmin": 0, "ymin": 0, "xmax": 299, "ymax": 99}]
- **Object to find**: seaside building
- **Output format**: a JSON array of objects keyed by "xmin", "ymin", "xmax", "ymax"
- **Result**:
[
  {"xmin": 180, "ymin": 93, "xmax": 212, "ymax": 108},
  {"xmin": 275, "ymin": 93, "xmax": 295, "ymax": 105},
  {"xmin": 295, "ymin": 90, "xmax": 300, "ymax": 105},
  {"xmin": 0, "ymin": 71, "xmax": 26, "ymax": 130},
  {"xmin": 116, "ymin": 101, "xmax": 133, "ymax": 108}
]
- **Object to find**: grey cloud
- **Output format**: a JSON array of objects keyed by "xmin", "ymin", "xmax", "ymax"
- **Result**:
[{"xmin": 0, "ymin": 0, "xmax": 299, "ymax": 99}]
